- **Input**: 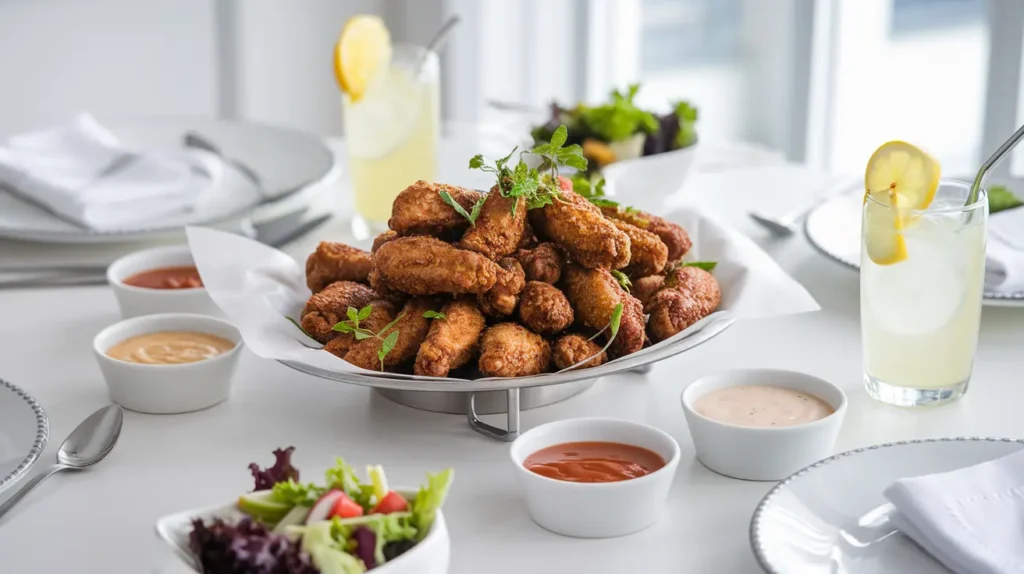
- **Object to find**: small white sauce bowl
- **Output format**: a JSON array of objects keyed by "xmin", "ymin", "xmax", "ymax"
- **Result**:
[
  {"xmin": 93, "ymin": 313, "xmax": 243, "ymax": 414},
  {"xmin": 107, "ymin": 245, "xmax": 222, "ymax": 319},
  {"xmin": 509, "ymin": 417, "xmax": 681, "ymax": 538},
  {"xmin": 681, "ymin": 369, "xmax": 847, "ymax": 481}
]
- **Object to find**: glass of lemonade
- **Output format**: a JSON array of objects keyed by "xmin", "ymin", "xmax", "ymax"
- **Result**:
[
  {"xmin": 342, "ymin": 44, "xmax": 440, "ymax": 234},
  {"xmin": 861, "ymin": 180, "xmax": 988, "ymax": 406}
]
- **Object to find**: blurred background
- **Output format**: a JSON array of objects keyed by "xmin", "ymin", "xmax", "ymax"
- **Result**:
[{"xmin": 0, "ymin": 0, "xmax": 1021, "ymax": 178}]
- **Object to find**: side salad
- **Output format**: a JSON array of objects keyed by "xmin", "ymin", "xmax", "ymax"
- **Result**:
[
  {"xmin": 531, "ymin": 83, "xmax": 698, "ymax": 170},
  {"xmin": 189, "ymin": 447, "xmax": 454, "ymax": 574}
]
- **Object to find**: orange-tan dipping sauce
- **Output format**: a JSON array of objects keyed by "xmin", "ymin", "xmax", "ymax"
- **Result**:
[
  {"xmin": 106, "ymin": 331, "xmax": 235, "ymax": 365},
  {"xmin": 523, "ymin": 441, "xmax": 666, "ymax": 483},
  {"xmin": 694, "ymin": 386, "xmax": 833, "ymax": 428},
  {"xmin": 123, "ymin": 265, "xmax": 203, "ymax": 289}
]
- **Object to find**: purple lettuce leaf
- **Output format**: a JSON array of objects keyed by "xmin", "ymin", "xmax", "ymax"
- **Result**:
[
  {"xmin": 249, "ymin": 447, "xmax": 300, "ymax": 491},
  {"xmin": 352, "ymin": 525, "xmax": 377, "ymax": 569},
  {"xmin": 189, "ymin": 517, "xmax": 318, "ymax": 574}
]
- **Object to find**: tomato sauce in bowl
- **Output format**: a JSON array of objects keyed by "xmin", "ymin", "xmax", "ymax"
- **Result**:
[
  {"xmin": 523, "ymin": 441, "xmax": 667, "ymax": 483},
  {"xmin": 123, "ymin": 266, "xmax": 203, "ymax": 289}
]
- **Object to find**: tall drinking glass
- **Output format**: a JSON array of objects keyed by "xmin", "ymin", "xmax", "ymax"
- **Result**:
[
  {"xmin": 342, "ymin": 44, "xmax": 440, "ymax": 235},
  {"xmin": 861, "ymin": 181, "xmax": 987, "ymax": 406}
]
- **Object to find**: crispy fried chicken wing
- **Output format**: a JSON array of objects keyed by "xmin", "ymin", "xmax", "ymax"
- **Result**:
[
  {"xmin": 517, "ymin": 281, "xmax": 573, "ymax": 335},
  {"xmin": 515, "ymin": 242, "xmax": 564, "ymax": 284},
  {"xmin": 324, "ymin": 300, "xmax": 396, "ymax": 358},
  {"xmin": 388, "ymin": 181, "xmax": 483, "ymax": 236},
  {"xmin": 632, "ymin": 274, "xmax": 666, "ymax": 307},
  {"xmin": 458, "ymin": 187, "xmax": 527, "ymax": 259},
  {"xmin": 478, "ymin": 323, "xmax": 552, "ymax": 377},
  {"xmin": 563, "ymin": 263, "xmax": 645, "ymax": 357},
  {"xmin": 371, "ymin": 230, "xmax": 399, "ymax": 253},
  {"xmin": 553, "ymin": 333, "xmax": 608, "ymax": 370},
  {"xmin": 300, "ymin": 281, "xmax": 379, "ymax": 343},
  {"xmin": 414, "ymin": 297, "xmax": 486, "ymax": 377},
  {"xmin": 344, "ymin": 298, "xmax": 436, "ymax": 371},
  {"xmin": 518, "ymin": 221, "xmax": 539, "ymax": 249},
  {"xmin": 477, "ymin": 257, "xmax": 525, "ymax": 317},
  {"xmin": 305, "ymin": 242, "xmax": 372, "ymax": 293},
  {"xmin": 601, "ymin": 206, "xmax": 692, "ymax": 261},
  {"xmin": 610, "ymin": 220, "xmax": 667, "ymax": 277},
  {"xmin": 645, "ymin": 266, "xmax": 721, "ymax": 343},
  {"xmin": 530, "ymin": 190, "xmax": 631, "ymax": 269},
  {"xmin": 372, "ymin": 236, "xmax": 501, "ymax": 296}
]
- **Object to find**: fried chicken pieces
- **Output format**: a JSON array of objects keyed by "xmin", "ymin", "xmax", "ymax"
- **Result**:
[{"xmin": 299, "ymin": 176, "xmax": 719, "ymax": 377}]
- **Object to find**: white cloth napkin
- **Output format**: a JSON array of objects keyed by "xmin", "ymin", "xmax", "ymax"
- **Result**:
[
  {"xmin": 883, "ymin": 447, "xmax": 1024, "ymax": 574},
  {"xmin": 986, "ymin": 207, "xmax": 1024, "ymax": 294},
  {"xmin": 0, "ymin": 114, "xmax": 232, "ymax": 231}
]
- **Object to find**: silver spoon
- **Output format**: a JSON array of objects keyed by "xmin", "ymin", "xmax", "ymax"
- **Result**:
[{"xmin": 0, "ymin": 404, "xmax": 123, "ymax": 522}]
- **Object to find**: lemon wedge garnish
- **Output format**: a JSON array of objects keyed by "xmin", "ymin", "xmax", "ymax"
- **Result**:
[
  {"xmin": 862, "ymin": 141, "xmax": 941, "ymax": 265},
  {"xmin": 333, "ymin": 15, "xmax": 391, "ymax": 102}
]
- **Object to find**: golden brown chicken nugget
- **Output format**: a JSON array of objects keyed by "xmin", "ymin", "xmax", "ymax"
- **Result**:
[
  {"xmin": 300, "ymin": 281, "xmax": 379, "ymax": 343},
  {"xmin": 601, "ymin": 206, "xmax": 692, "ymax": 261},
  {"xmin": 517, "ymin": 281, "xmax": 573, "ymax": 335},
  {"xmin": 563, "ymin": 264, "xmax": 645, "ymax": 357},
  {"xmin": 371, "ymin": 230, "xmax": 399, "ymax": 253},
  {"xmin": 372, "ymin": 236, "xmax": 501, "ymax": 296},
  {"xmin": 515, "ymin": 242, "xmax": 564, "ymax": 284},
  {"xmin": 414, "ymin": 297, "xmax": 487, "ymax": 377},
  {"xmin": 344, "ymin": 298, "xmax": 437, "ymax": 371},
  {"xmin": 553, "ymin": 333, "xmax": 608, "ymax": 370},
  {"xmin": 477, "ymin": 257, "xmax": 525, "ymax": 317},
  {"xmin": 458, "ymin": 187, "xmax": 527, "ymax": 260},
  {"xmin": 609, "ymin": 220, "xmax": 668, "ymax": 278},
  {"xmin": 389, "ymin": 181, "xmax": 483, "ymax": 236},
  {"xmin": 530, "ymin": 190, "xmax": 631, "ymax": 270},
  {"xmin": 478, "ymin": 323, "xmax": 552, "ymax": 377},
  {"xmin": 305, "ymin": 242, "xmax": 372, "ymax": 293},
  {"xmin": 632, "ymin": 275, "xmax": 666, "ymax": 307},
  {"xmin": 645, "ymin": 266, "xmax": 721, "ymax": 343}
]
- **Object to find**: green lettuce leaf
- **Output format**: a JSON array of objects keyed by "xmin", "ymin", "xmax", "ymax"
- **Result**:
[{"xmin": 409, "ymin": 469, "xmax": 454, "ymax": 541}]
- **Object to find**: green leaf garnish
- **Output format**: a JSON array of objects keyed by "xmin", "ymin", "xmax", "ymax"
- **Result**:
[
  {"xmin": 357, "ymin": 305, "xmax": 372, "ymax": 321},
  {"xmin": 681, "ymin": 261, "xmax": 717, "ymax": 271},
  {"xmin": 609, "ymin": 303, "xmax": 623, "ymax": 338},
  {"xmin": 531, "ymin": 124, "xmax": 588, "ymax": 178},
  {"xmin": 610, "ymin": 270, "xmax": 632, "ymax": 292},
  {"xmin": 989, "ymin": 185, "xmax": 1024, "ymax": 213},
  {"xmin": 346, "ymin": 307, "xmax": 359, "ymax": 324},
  {"xmin": 570, "ymin": 302, "xmax": 625, "ymax": 372},
  {"xmin": 378, "ymin": 330, "xmax": 400, "ymax": 370},
  {"xmin": 588, "ymin": 197, "xmax": 620, "ymax": 209},
  {"xmin": 287, "ymin": 316, "xmax": 314, "ymax": 339},
  {"xmin": 332, "ymin": 322, "xmax": 355, "ymax": 333},
  {"xmin": 467, "ymin": 196, "xmax": 486, "ymax": 224},
  {"xmin": 353, "ymin": 330, "xmax": 373, "ymax": 340},
  {"xmin": 423, "ymin": 310, "xmax": 446, "ymax": 320},
  {"xmin": 439, "ymin": 190, "xmax": 476, "ymax": 226}
]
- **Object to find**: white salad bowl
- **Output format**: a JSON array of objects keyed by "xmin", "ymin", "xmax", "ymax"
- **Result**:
[
  {"xmin": 681, "ymin": 369, "xmax": 847, "ymax": 481},
  {"xmin": 509, "ymin": 417, "xmax": 681, "ymax": 538},
  {"xmin": 93, "ymin": 313, "xmax": 243, "ymax": 414},
  {"xmin": 107, "ymin": 245, "xmax": 222, "ymax": 318},
  {"xmin": 155, "ymin": 491, "xmax": 450, "ymax": 574},
  {"xmin": 601, "ymin": 143, "xmax": 698, "ymax": 211}
]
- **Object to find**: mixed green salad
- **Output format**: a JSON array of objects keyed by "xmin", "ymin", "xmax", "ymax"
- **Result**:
[
  {"xmin": 189, "ymin": 447, "xmax": 453, "ymax": 574},
  {"xmin": 531, "ymin": 83, "xmax": 698, "ymax": 170}
]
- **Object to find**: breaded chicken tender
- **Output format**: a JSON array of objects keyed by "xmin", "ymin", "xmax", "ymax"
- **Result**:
[
  {"xmin": 515, "ymin": 242, "xmax": 564, "ymax": 284},
  {"xmin": 601, "ymin": 206, "xmax": 692, "ymax": 262},
  {"xmin": 372, "ymin": 236, "xmax": 501, "ymax": 296},
  {"xmin": 344, "ymin": 298, "xmax": 436, "ymax": 371},
  {"xmin": 530, "ymin": 190, "xmax": 631, "ymax": 270},
  {"xmin": 632, "ymin": 275, "xmax": 666, "ymax": 307},
  {"xmin": 305, "ymin": 241, "xmax": 373, "ymax": 293},
  {"xmin": 563, "ymin": 264, "xmax": 645, "ymax": 357},
  {"xmin": 300, "ymin": 281, "xmax": 379, "ymax": 343},
  {"xmin": 477, "ymin": 257, "xmax": 525, "ymax": 317},
  {"xmin": 645, "ymin": 266, "xmax": 721, "ymax": 343},
  {"xmin": 553, "ymin": 333, "xmax": 608, "ymax": 370},
  {"xmin": 324, "ymin": 300, "xmax": 396, "ymax": 358},
  {"xmin": 371, "ymin": 230, "xmax": 399, "ymax": 253},
  {"xmin": 388, "ymin": 181, "xmax": 483, "ymax": 236},
  {"xmin": 517, "ymin": 281, "xmax": 573, "ymax": 335},
  {"xmin": 478, "ymin": 323, "xmax": 552, "ymax": 377},
  {"xmin": 414, "ymin": 297, "xmax": 486, "ymax": 377},
  {"xmin": 610, "ymin": 220, "xmax": 668, "ymax": 277},
  {"xmin": 458, "ymin": 188, "xmax": 527, "ymax": 259}
]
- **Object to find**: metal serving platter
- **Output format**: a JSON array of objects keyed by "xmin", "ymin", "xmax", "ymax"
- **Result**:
[{"xmin": 279, "ymin": 310, "xmax": 735, "ymax": 441}]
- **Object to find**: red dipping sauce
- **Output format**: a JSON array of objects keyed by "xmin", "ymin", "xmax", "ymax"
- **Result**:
[
  {"xmin": 123, "ymin": 265, "xmax": 203, "ymax": 289},
  {"xmin": 523, "ymin": 441, "xmax": 666, "ymax": 483}
]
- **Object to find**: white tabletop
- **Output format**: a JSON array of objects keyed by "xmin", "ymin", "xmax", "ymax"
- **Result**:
[{"xmin": 1, "ymin": 142, "xmax": 1023, "ymax": 574}]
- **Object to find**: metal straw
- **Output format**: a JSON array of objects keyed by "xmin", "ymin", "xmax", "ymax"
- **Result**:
[
  {"xmin": 417, "ymin": 15, "xmax": 460, "ymax": 76},
  {"xmin": 968, "ymin": 122, "xmax": 1024, "ymax": 205}
]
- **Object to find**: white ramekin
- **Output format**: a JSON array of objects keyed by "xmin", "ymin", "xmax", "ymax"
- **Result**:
[
  {"xmin": 93, "ymin": 313, "xmax": 243, "ymax": 414},
  {"xmin": 107, "ymin": 245, "xmax": 222, "ymax": 318},
  {"xmin": 681, "ymin": 369, "xmax": 847, "ymax": 481},
  {"xmin": 509, "ymin": 417, "xmax": 681, "ymax": 538}
]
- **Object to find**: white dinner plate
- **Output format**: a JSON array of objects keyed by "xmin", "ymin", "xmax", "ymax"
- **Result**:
[
  {"xmin": 804, "ymin": 189, "xmax": 1024, "ymax": 307},
  {"xmin": 750, "ymin": 437, "xmax": 1024, "ymax": 573},
  {"xmin": 0, "ymin": 117, "xmax": 335, "ymax": 244},
  {"xmin": 0, "ymin": 378, "xmax": 48, "ymax": 493}
]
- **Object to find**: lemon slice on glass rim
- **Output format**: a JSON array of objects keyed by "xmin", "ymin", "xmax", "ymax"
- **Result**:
[
  {"xmin": 333, "ymin": 15, "xmax": 392, "ymax": 102},
  {"xmin": 863, "ymin": 141, "xmax": 941, "ymax": 265}
]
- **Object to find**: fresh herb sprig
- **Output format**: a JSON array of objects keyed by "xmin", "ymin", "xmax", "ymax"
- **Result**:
[
  {"xmin": 423, "ymin": 310, "xmax": 446, "ymax": 320},
  {"xmin": 332, "ymin": 305, "xmax": 406, "ymax": 371},
  {"xmin": 676, "ymin": 261, "xmax": 717, "ymax": 272},
  {"xmin": 610, "ymin": 270, "xmax": 632, "ymax": 292},
  {"xmin": 439, "ymin": 190, "xmax": 485, "ymax": 226},
  {"xmin": 559, "ymin": 303, "xmax": 625, "ymax": 372},
  {"xmin": 531, "ymin": 124, "xmax": 587, "ymax": 179}
]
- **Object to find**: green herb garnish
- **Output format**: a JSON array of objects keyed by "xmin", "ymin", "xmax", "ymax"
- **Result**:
[
  {"xmin": 333, "ymin": 305, "xmax": 407, "ymax": 370},
  {"xmin": 579, "ymin": 84, "xmax": 659, "ymax": 143},
  {"xmin": 564, "ymin": 303, "xmax": 624, "ymax": 372},
  {"xmin": 988, "ymin": 185, "xmax": 1024, "ymax": 213},
  {"xmin": 610, "ymin": 270, "xmax": 632, "ymax": 292},
  {"xmin": 439, "ymin": 190, "xmax": 485, "ymax": 226},
  {"xmin": 679, "ymin": 261, "xmax": 717, "ymax": 272},
  {"xmin": 287, "ymin": 316, "xmax": 312, "ymax": 338},
  {"xmin": 531, "ymin": 124, "xmax": 587, "ymax": 178},
  {"xmin": 423, "ymin": 310, "xmax": 446, "ymax": 320},
  {"xmin": 672, "ymin": 100, "xmax": 698, "ymax": 149}
]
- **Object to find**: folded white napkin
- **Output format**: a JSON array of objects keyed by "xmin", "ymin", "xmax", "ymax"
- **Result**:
[
  {"xmin": 883, "ymin": 447, "xmax": 1024, "ymax": 574},
  {"xmin": 0, "ymin": 114, "xmax": 234, "ymax": 231},
  {"xmin": 987, "ymin": 207, "xmax": 1024, "ymax": 294}
]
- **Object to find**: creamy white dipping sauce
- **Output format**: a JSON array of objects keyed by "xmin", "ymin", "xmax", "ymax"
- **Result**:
[{"xmin": 694, "ymin": 385, "xmax": 834, "ymax": 428}]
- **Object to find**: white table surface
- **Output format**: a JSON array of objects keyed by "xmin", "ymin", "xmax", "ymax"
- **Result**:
[{"xmin": 2, "ymin": 141, "xmax": 1023, "ymax": 574}]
